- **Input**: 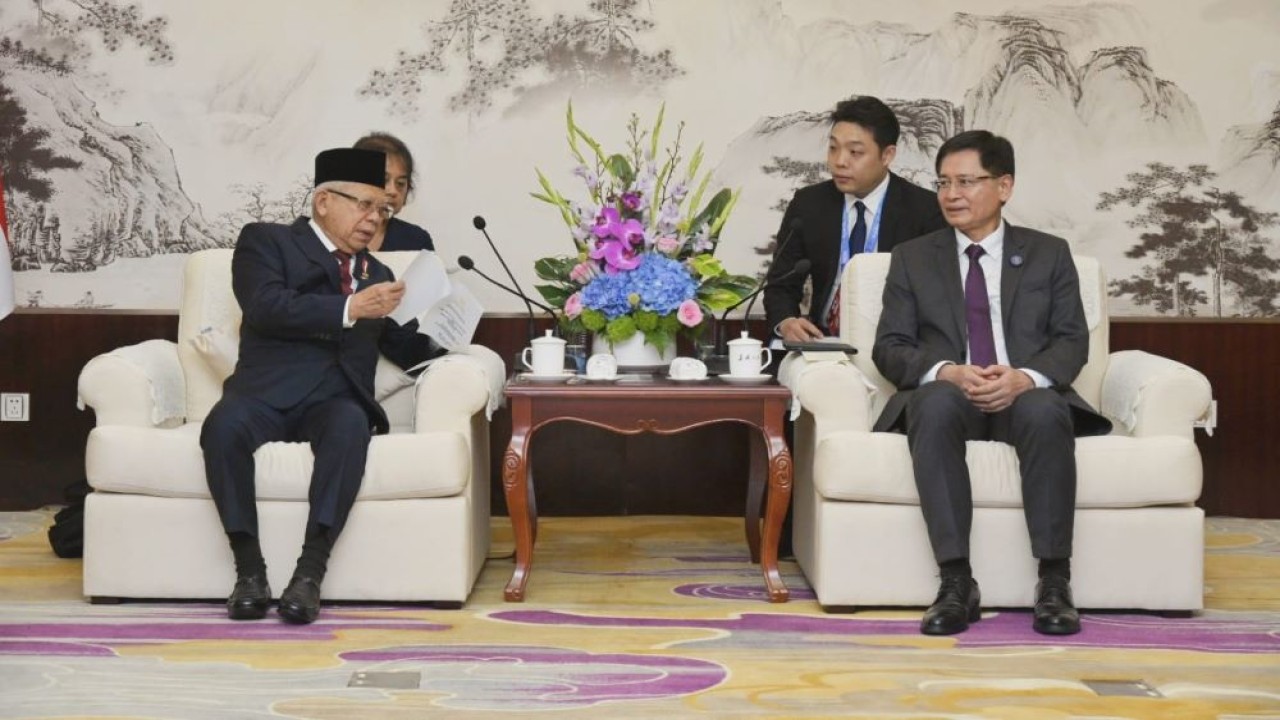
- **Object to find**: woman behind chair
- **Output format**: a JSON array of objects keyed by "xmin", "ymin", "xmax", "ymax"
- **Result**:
[{"xmin": 352, "ymin": 132, "xmax": 435, "ymax": 252}]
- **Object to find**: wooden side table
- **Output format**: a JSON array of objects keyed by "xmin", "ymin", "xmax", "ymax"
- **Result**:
[{"xmin": 501, "ymin": 373, "xmax": 794, "ymax": 602}]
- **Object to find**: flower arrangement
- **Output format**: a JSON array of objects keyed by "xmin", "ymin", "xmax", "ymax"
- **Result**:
[{"xmin": 532, "ymin": 104, "xmax": 755, "ymax": 354}]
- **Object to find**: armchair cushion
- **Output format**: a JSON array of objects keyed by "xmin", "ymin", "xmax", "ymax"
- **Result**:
[
  {"xmin": 813, "ymin": 433, "xmax": 1202, "ymax": 507},
  {"xmin": 86, "ymin": 423, "xmax": 469, "ymax": 501}
]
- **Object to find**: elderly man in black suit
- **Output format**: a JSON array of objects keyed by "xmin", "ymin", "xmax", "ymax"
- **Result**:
[
  {"xmin": 872, "ymin": 130, "xmax": 1112, "ymax": 636},
  {"xmin": 200, "ymin": 148, "xmax": 444, "ymax": 624},
  {"xmin": 765, "ymin": 96, "xmax": 946, "ymax": 342}
]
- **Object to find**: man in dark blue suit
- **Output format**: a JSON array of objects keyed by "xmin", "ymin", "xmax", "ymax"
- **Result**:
[{"xmin": 201, "ymin": 148, "xmax": 444, "ymax": 623}]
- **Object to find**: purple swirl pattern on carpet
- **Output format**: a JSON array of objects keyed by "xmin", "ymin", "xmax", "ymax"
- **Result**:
[
  {"xmin": 675, "ymin": 582, "xmax": 818, "ymax": 601},
  {"xmin": 490, "ymin": 610, "xmax": 1280, "ymax": 654},
  {"xmin": 340, "ymin": 645, "xmax": 727, "ymax": 710}
]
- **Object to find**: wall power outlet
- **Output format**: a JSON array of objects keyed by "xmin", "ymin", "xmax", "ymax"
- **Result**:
[{"xmin": 2, "ymin": 393, "xmax": 30, "ymax": 422}]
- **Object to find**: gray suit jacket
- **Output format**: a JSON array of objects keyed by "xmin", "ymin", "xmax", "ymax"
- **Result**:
[{"xmin": 870, "ymin": 224, "xmax": 1111, "ymax": 437}]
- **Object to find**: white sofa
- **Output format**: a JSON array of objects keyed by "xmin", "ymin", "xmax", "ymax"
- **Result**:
[
  {"xmin": 77, "ymin": 249, "xmax": 504, "ymax": 606},
  {"xmin": 780, "ymin": 253, "xmax": 1213, "ymax": 612}
]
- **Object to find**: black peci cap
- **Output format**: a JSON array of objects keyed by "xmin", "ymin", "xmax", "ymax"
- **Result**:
[{"xmin": 314, "ymin": 148, "xmax": 385, "ymax": 188}]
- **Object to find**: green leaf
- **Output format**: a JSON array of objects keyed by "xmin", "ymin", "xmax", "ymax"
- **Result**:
[
  {"xmin": 689, "ymin": 254, "xmax": 726, "ymax": 280},
  {"xmin": 708, "ymin": 189, "xmax": 740, "ymax": 237},
  {"xmin": 606, "ymin": 154, "xmax": 635, "ymax": 187},
  {"xmin": 534, "ymin": 256, "xmax": 579, "ymax": 282},
  {"xmin": 697, "ymin": 286, "xmax": 746, "ymax": 312},
  {"xmin": 688, "ymin": 187, "xmax": 735, "ymax": 238},
  {"xmin": 534, "ymin": 168, "xmax": 577, "ymax": 230},
  {"xmin": 649, "ymin": 102, "xmax": 666, "ymax": 161},
  {"xmin": 534, "ymin": 283, "xmax": 573, "ymax": 308},
  {"xmin": 566, "ymin": 101, "xmax": 586, "ymax": 166}
]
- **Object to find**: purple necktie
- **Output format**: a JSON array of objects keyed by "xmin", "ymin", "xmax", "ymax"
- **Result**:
[{"xmin": 964, "ymin": 244, "xmax": 997, "ymax": 367}]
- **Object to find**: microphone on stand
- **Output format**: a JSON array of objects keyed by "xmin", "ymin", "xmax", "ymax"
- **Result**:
[
  {"xmin": 472, "ymin": 215, "xmax": 537, "ymax": 340},
  {"xmin": 457, "ymin": 255, "xmax": 560, "ymax": 321},
  {"xmin": 728, "ymin": 258, "xmax": 811, "ymax": 340},
  {"xmin": 714, "ymin": 218, "xmax": 804, "ymax": 356}
]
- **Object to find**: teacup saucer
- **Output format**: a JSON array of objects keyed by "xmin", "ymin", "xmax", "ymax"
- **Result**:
[
  {"xmin": 668, "ymin": 374, "xmax": 708, "ymax": 382},
  {"xmin": 519, "ymin": 371, "xmax": 576, "ymax": 383},
  {"xmin": 582, "ymin": 373, "xmax": 620, "ymax": 383},
  {"xmin": 720, "ymin": 373, "xmax": 772, "ymax": 384}
]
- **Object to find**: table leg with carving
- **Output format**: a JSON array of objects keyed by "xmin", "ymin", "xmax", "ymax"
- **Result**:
[
  {"xmin": 503, "ymin": 398, "xmax": 535, "ymax": 602},
  {"xmin": 759, "ymin": 401, "xmax": 793, "ymax": 603}
]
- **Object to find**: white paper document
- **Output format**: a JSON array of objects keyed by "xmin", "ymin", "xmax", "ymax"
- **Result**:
[{"xmin": 388, "ymin": 252, "xmax": 483, "ymax": 351}]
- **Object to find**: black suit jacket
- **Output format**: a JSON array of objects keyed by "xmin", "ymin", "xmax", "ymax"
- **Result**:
[
  {"xmin": 381, "ymin": 216, "xmax": 435, "ymax": 252},
  {"xmin": 763, "ymin": 174, "xmax": 946, "ymax": 334},
  {"xmin": 223, "ymin": 218, "xmax": 441, "ymax": 434},
  {"xmin": 870, "ymin": 224, "xmax": 1111, "ymax": 436}
]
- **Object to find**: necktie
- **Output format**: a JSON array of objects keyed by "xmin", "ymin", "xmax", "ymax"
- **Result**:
[
  {"xmin": 824, "ymin": 200, "xmax": 868, "ymax": 336},
  {"xmin": 964, "ymin": 244, "xmax": 997, "ymax": 367},
  {"xmin": 333, "ymin": 250, "xmax": 354, "ymax": 296}
]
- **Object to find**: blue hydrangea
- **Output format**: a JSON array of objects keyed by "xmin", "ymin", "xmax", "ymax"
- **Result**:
[
  {"xmin": 581, "ymin": 254, "xmax": 697, "ymax": 319},
  {"xmin": 581, "ymin": 271, "xmax": 634, "ymax": 319},
  {"xmin": 627, "ymin": 254, "xmax": 697, "ymax": 315}
]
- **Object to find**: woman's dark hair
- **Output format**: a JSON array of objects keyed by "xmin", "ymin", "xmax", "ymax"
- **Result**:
[{"xmin": 353, "ymin": 132, "xmax": 415, "ymax": 195}]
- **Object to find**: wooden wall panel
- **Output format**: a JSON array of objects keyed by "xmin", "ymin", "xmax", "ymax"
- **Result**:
[
  {"xmin": 2, "ymin": 312, "xmax": 1275, "ymax": 518},
  {"xmin": 1110, "ymin": 319, "xmax": 1279, "ymax": 518}
]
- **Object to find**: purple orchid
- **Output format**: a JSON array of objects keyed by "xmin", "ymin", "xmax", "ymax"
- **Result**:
[{"xmin": 590, "ymin": 207, "xmax": 646, "ymax": 273}]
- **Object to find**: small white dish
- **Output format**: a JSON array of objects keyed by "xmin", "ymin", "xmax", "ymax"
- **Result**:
[
  {"xmin": 668, "ymin": 374, "xmax": 708, "ymax": 382},
  {"xmin": 720, "ymin": 373, "xmax": 772, "ymax": 384},
  {"xmin": 582, "ymin": 372, "xmax": 620, "ymax": 383},
  {"xmin": 519, "ymin": 371, "xmax": 576, "ymax": 384}
]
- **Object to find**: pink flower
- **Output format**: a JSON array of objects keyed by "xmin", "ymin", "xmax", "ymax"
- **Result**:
[
  {"xmin": 565, "ymin": 292, "xmax": 584, "ymax": 318},
  {"xmin": 676, "ymin": 299, "xmax": 703, "ymax": 327},
  {"xmin": 569, "ymin": 262, "xmax": 595, "ymax": 283},
  {"xmin": 655, "ymin": 236, "xmax": 680, "ymax": 255}
]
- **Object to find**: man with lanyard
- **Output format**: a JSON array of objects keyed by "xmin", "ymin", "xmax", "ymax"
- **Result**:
[{"xmin": 765, "ymin": 95, "xmax": 945, "ymax": 342}]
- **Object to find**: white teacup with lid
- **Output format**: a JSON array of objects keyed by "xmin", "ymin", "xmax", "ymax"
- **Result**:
[
  {"xmin": 521, "ymin": 330, "xmax": 567, "ymax": 376},
  {"xmin": 727, "ymin": 331, "xmax": 772, "ymax": 377}
]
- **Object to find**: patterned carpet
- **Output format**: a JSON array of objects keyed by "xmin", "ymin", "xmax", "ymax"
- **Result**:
[{"xmin": 1, "ymin": 510, "xmax": 1279, "ymax": 718}]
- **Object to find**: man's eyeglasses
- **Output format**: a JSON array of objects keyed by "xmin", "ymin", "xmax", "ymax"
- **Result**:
[
  {"xmin": 933, "ymin": 175, "xmax": 995, "ymax": 193},
  {"xmin": 327, "ymin": 189, "xmax": 395, "ymax": 219}
]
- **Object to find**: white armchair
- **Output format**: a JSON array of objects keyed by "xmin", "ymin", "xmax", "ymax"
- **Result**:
[
  {"xmin": 77, "ymin": 249, "xmax": 504, "ymax": 606},
  {"xmin": 780, "ymin": 253, "xmax": 1213, "ymax": 612}
]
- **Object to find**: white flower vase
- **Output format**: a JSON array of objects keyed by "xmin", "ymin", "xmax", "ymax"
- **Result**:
[{"xmin": 594, "ymin": 332, "xmax": 676, "ymax": 371}]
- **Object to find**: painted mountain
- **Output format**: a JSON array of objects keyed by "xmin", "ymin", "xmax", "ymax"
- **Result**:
[
  {"xmin": 715, "ymin": 6, "xmax": 1208, "ymax": 241},
  {"xmin": 1220, "ymin": 103, "xmax": 1280, "ymax": 205},
  {"xmin": 2, "ymin": 60, "xmax": 220, "ymax": 274}
]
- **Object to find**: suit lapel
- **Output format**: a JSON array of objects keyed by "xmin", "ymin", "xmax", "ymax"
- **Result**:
[
  {"xmin": 933, "ymin": 232, "xmax": 967, "ymax": 348},
  {"xmin": 291, "ymin": 217, "xmax": 343, "ymax": 293},
  {"xmin": 820, "ymin": 181, "xmax": 845, "ymax": 269},
  {"xmin": 879, "ymin": 173, "xmax": 903, "ymax": 249},
  {"xmin": 1001, "ymin": 225, "xmax": 1028, "ymax": 332}
]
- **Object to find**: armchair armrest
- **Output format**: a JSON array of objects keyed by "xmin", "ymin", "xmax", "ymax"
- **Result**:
[
  {"xmin": 413, "ymin": 344, "xmax": 506, "ymax": 433},
  {"xmin": 1101, "ymin": 350, "xmax": 1212, "ymax": 439},
  {"xmin": 778, "ymin": 351, "xmax": 878, "ymax": 433},
  {"xmin": 77, "ymin": 339, "xmax": 186, "ymax": 428}
]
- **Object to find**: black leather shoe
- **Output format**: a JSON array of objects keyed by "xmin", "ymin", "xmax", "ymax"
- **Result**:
[
  {"xmin": 1033, "ymin": 576, "xmax": 1081, "ymax": 635},
  {"xmin": 277, "ymin": 575, "xmax": 322, "ymax": 625},
  {"xmin": 921, "ymin": 575, "xmax": 981, "ymax": 635},
  {"xmin": 226, "ymin": 573, "xmax": 271, "ymax": 620}
]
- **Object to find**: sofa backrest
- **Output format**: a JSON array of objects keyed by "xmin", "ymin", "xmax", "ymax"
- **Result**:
[
  {"xmin": 177, "ymin": 248, "xmax": 425, "ymax": 425},
  {"xmin": 840, "ymin": 252, "xmax": 1108, "ymax": 419}
]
